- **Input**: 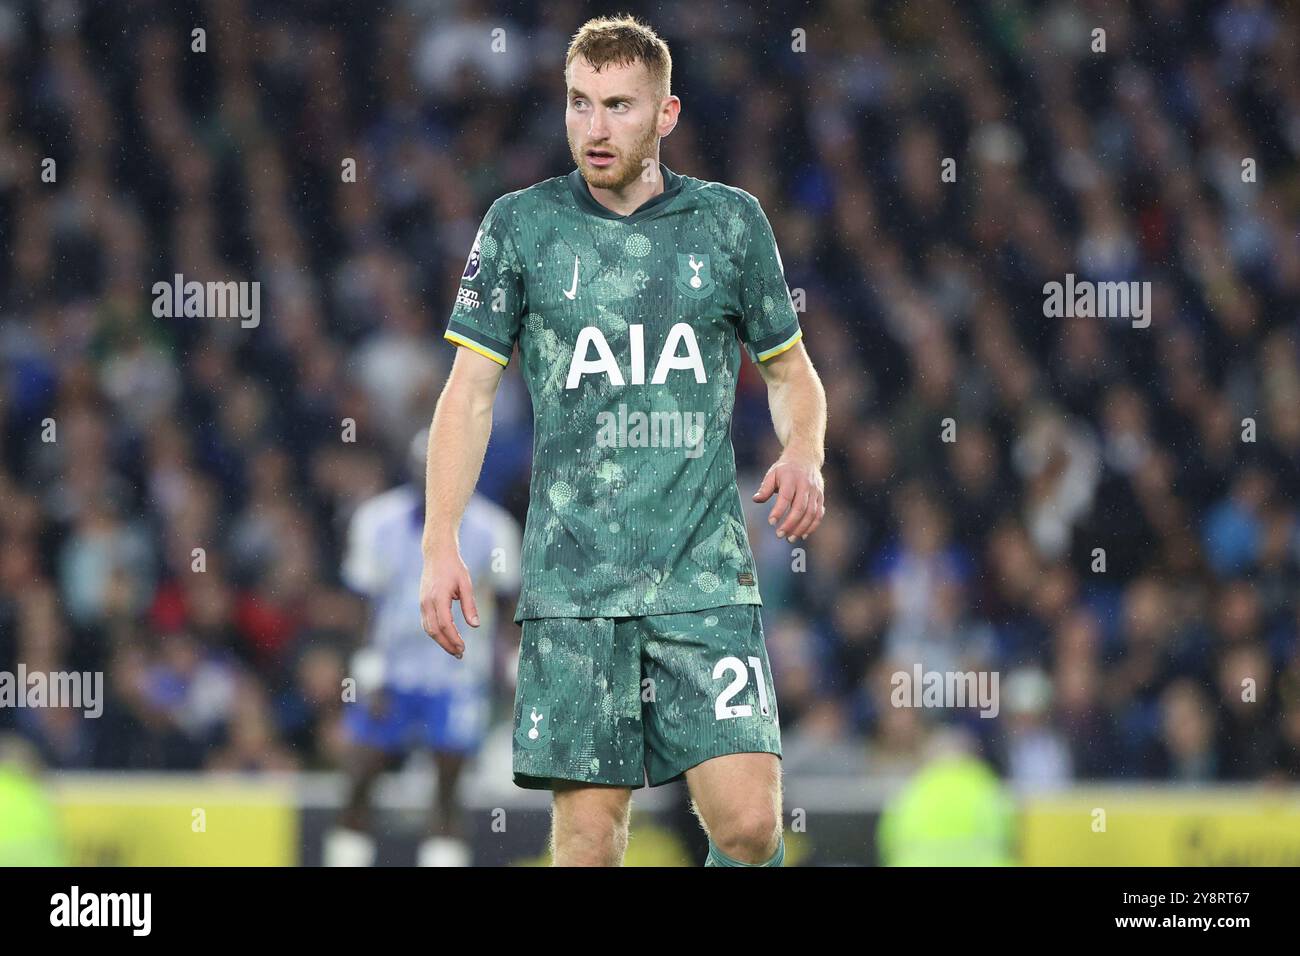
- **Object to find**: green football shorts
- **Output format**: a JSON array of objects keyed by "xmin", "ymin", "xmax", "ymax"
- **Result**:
[{"xmin": 511, "ymin": 604, "xmax": 782, "ymax": 789}]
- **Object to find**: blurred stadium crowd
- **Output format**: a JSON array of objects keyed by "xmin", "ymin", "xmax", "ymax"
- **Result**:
[{"xmin": 0, "ymin": 0, "xmax": 1298, "ymax": 791}]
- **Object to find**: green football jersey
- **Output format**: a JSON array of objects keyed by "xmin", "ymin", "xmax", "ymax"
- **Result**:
[{"xmin": 444, "ymin": 162, "xmax": 802, "ymax": 621}]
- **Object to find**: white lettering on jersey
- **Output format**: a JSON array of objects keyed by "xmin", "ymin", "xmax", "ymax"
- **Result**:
[
  {"xmin": 565, "ymin": 323, "xmax": 706, "ymax": 389},
  {"xmin": 651, "ymin": 323, "xmax": 706, "ymax": 384},
  {"xmin": 567, "ymin": 326, "xmax": 624, "ymax": 388}
]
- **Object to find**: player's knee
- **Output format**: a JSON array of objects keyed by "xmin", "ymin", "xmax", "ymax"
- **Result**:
[
  {"xmin": 712, "ymin": 807, "xmax": 780, "ymax": 863},
  {"xmin": 552, "ymin": 797, "xmax": 630, "ymax": 866},
  {"xmin": 553, "ymin": 818, "xmax": 628, "ymax": 866}
]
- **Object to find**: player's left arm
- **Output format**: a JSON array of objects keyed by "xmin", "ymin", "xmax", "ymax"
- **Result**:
[
  {"xmin": 752, "ymin": 339, "xmax": 826, "ymax": 542},
  {"xmin": 733, "ymin": 190, "xmax": 826, "ymax": 540}
]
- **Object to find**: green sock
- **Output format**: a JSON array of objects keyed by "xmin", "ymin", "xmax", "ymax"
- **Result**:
[{"xmin": 705, "ymin": 834, "xmax": 785, "ymax": 867}]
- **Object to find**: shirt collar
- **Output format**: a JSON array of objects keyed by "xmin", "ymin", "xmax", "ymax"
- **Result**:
[{"xmin": 567, "ymin": 162, "xmax": 683, "ymax": 223}]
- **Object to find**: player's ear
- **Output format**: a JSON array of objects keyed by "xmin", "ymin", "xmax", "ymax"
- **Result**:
[{"xmin": 659, "ymin": 96, "xmax": 680, "ymax": 137}]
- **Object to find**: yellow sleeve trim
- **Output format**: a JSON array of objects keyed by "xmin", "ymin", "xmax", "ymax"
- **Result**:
[
  {"xmin": 756, "ymin": 328, "xmax": 803, "ymax": 362},
  {"xmin": 445, "ymin": 330, "xmax": 509, "ymax": 367}
]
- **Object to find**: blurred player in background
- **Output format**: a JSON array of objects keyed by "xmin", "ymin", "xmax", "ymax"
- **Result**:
[
  {"xmin": 324, "ymin": 429, "xmax": 521, "ymax": 867},
  {"xmin": 877, "ymin": 727, "xmax": 1018, "ymax": 867},
  {"xmin": 421, "ymin": 15, "xmax": 827, "ymax": 866},
  {"xmin": 0, "ymin": 734, "xmax": 66, "ymax": 866}
]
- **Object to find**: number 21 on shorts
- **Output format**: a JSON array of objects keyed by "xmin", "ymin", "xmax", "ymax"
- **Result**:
[{"xmin": 713, "ymin": 656, "xmax": 771, "ymax": 720}]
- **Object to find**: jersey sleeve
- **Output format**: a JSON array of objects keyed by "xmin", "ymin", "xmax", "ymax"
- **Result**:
[
  {"xmin": 444, "ymin": 195, "xmax": 526, "ymax": 367},
  {"xmin": 736, "ymin": 193, "xmax": 803, "ymax": 363}
]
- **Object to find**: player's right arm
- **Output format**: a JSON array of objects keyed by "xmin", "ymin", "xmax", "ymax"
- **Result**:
[
  {"xmin": 421, "ymin": 193, "xmax": 526, "ymax": 659},
  {"xmin": 420, "ymin": 348, "xmax": 506, "ymax": 658}
]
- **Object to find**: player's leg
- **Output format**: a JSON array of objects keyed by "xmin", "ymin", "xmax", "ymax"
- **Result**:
[
  {"xmin": 420, "ymin": 750, "xmax": 470, "ymax": 866},
  {"xmin": 340, "ymin": 744, "xmax": 392, "ymax": 830},
  {"xmin": 510, "ymin": 616, "xmax": 645, "ymax": 864},
  {"xmin": 325, "ymin": 742, "xmax": 393, "ymax": 866},
  {"xmin": 640, "ymin": 604, "xmax": 784, "ymax": 865},
  {"xmin": 416, "ymin": 687, "xmax": 485, "ymax": 866},
  {"xmin": 664, "ymin": 778, "xmax": 711, "ymax": 862},
  {"xmin": 685, "ymin": 752, "xmax": 784, "ymax": 866},
  {"xmin": 550, "ymin": 781, "xmax": 633, "ymax": 866},
  {"xmin": 324, "ymin": 685, "xmax": 407, "ymax": 866},
  {"xmin": 429, "ymin": 749, "xmax": 468, "ymax": 836}
]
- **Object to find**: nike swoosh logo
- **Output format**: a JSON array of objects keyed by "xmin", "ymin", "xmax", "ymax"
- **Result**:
[{"xmin": 562, "ymin": 255, "xmax": 580, "ymax": 299}]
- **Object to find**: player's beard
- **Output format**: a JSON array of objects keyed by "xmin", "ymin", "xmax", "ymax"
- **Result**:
[{"xmin": 571, "ymin": 118, "xmax": 660, "ymax": 193}]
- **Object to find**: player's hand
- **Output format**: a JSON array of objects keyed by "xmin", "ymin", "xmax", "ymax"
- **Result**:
[
  {"xmin": 419, "ymin": 543, "xmax": 480, "ymax": 659},
  {"xmin": 753, "ymin": 454, "xmax": 825, "ymax": 542}
]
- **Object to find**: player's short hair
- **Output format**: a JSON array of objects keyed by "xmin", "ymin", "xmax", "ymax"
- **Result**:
[{"xmin": 565, "ymin": 14, "xmax": 672, "ymax": 102}]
